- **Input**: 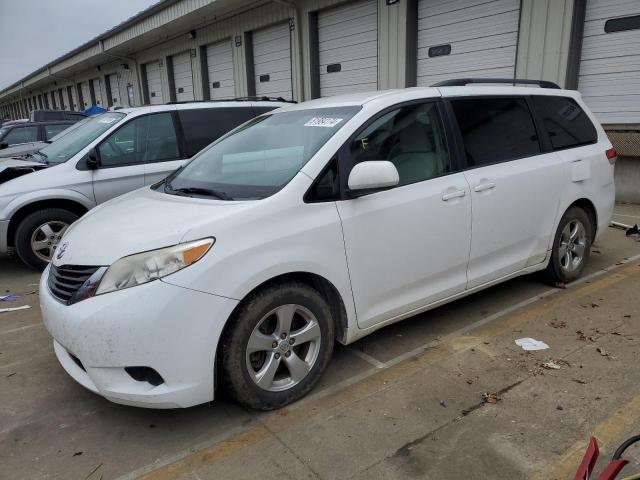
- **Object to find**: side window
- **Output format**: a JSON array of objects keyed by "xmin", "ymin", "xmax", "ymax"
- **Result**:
[
  {"xmin": 178, "ymin": 108, "xmax": 255, "ymax": 157},
  {"xmin": 98, "ymin": 119, "xmax": 141, "ymax": 166},
  {"xmin": 530, "ymin": 96, "xmax": 597, "ymax": 150},
  {"xmin": 44, "ymin": 124, "xmax": 70, "ymax": 140},
  {"xmin": 451, "ymin": 97, "xmax": 541, "ymax": 167},
  {"xmin": 98, "ymin": 113, "xmax": 179, "ymax": 167},
  {"xmin": 3, "ymin": 126, "xmax": 38, "ymax": 144},
  {"xmin": 306, "ymin": 159, "xmax": 339, "ymax": 202},
  {"xmin": 142, "ymin": 113, "xmax": 179, "ymax": 162},
  {"xmin": 348, "ymin": 102, "xmax": 450, "ymax": 186}
]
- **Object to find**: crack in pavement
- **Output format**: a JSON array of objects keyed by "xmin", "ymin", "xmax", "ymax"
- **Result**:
[{"xmin": 392, "ymin": 379, "xmax": 526, "ymax": 459}]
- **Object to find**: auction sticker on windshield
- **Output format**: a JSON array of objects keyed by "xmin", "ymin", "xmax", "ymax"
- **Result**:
[{"xmin": 304, "ymin": 117, "xmax": 343, "ymax": 128}]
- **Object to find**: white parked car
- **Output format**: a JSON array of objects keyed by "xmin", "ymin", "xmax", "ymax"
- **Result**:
[
  {"xmin": 0, "ymin": 100, "xmax": 286, "ymax": 269},
  {"xmin": 40, "ymin": 80, "xmax": 616, "ymax": 410}
]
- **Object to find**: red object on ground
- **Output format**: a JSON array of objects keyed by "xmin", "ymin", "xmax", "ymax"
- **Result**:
[
  {"xmin": 575, "ymin": 437, "xmax": 600, "ymax": 480},
  {"xmin": 574, "ymin": 437, "xmax": 630, "ymax": 480},
  {"xmin": 596, "ymin": 460, "xmax": 629, "ymax": 480}
]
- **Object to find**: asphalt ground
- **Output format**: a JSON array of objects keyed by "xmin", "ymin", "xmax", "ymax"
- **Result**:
[{"xmin": 1, "ymin": 203, "xmax": 639, "ymax": 480}]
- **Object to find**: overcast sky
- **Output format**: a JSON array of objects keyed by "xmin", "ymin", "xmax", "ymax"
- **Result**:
[{"xmin": 0, "ymin": 0, "xmax": 159, "ymax": 90}]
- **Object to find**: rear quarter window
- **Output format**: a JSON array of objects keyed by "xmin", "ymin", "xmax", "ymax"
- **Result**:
[
  {"xmin": 530, "ymin": 96, "xmax": 598, "ymax": 150},
  {"xmin": 177, "ymin": 107, "xmax": 256, "ymax": 157}
]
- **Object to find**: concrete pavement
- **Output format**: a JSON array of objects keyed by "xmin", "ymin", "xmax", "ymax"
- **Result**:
[{"xmin": 1, "ymin": 204, "xmax": 639, "ymax": 480}]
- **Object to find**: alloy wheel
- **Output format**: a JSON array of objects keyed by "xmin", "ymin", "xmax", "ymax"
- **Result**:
[
  {"xmin": 245, "ymin": 304, "xmax": 322, "ymax": 392},
  {"xmin": 558, "ymin": 219, "xmax": 587, "ymax": 273},
  {"xmin": 30, "ymin": 221, "xmax": 69, "ymax": 263}
]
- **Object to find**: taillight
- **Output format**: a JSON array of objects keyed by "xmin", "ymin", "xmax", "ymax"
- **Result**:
[{"xmin": 606, "ymin": 148, "xmax": 617, "ymax": 165}]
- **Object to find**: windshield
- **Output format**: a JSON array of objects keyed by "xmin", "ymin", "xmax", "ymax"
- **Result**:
[
  {"xmin": 165, "ymin": 106, "xmax": 360, "ymax": 200},
  {"xmin": 0, "ymin": 127, "xmax": 8, "ymax": 140},
  {"xmin": 48, "ymin": 116, "xmax": 92, "ymax": 142},
  {"xmin": 37, "ymin": 112, "xmax": 125, "ymax": 164}
]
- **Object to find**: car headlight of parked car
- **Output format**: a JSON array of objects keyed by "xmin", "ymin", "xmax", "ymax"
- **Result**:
[{"xmin": 94, "ymin": 238, "xmax": 215, "ymax": 296}]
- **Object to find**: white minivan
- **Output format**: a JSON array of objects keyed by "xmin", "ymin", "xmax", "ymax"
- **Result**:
[{"xmin": 40, "ymin": 80, "xmax": 616, "ymax": 410}]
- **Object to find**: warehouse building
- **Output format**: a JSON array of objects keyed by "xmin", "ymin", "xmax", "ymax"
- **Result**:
[{"xmin": 1, "ymin": 0, "xmax": 638, "ymax": 200}]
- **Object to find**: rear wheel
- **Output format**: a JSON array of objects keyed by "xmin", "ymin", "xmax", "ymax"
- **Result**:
[
  {"xmin": 220, "ymin": 282, "xmax": 334, "ymax": 410},
  {"xmin": 14, "ymin": 208, "xmax": 78, "ymax": 270},
  {"xmin": 545, "ymin": 207, "xmax": 592, "ymax": 284}
]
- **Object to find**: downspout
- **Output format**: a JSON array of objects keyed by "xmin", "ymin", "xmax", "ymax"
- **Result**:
[
  {"xmin": 99, "ymin": 40, "xmax": 144, "ymax": 106},
  {"xmin": 273, "ymin": 0, "xmax": 304, "ymax": 101}
]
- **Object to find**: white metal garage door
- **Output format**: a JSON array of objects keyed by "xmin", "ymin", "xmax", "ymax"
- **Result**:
[
  {"xmin": 70, "ymin": 87, "xmax": 80, "ymax": 110},
  {"xmin": 206, "ymin": 40, "xmax": 235, "ymax": 100},
  {"xmin": 318, "ymin": 0, "xmax": 378, "ymax": 97},
  {"xmin": 253, "ymin": 23, "xmax": 293, "ymax": 100},
  {"xmin": 107, "ymin": 73, "xmax": 121, "ymax": 107},
  {"xmin": 60, "ymin": 89, "xmax": 68, "ymax": 110},
  {"xmin": 578, "ymin": 0, "xmax": 640, "ymax": 125},
  {"xmin": 145, "ymin": 61, "xmax": 164, "ymax": 105},
  {"xmin": 416, "ymin": 0, "xmax": 520, "ymax": 87},
  {"xmin": 80, "ymin": 82, "xmax": 91, "ymax": 108},
  {"xmin": 172, "ymin": 51, "xmax": 195, "ymax": 102},
  {"xmin": 92, "ymin": 78, "xmax": 103, "ymax": 106}
]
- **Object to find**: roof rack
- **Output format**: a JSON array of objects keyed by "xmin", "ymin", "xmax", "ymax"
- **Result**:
[
  {"xmin": 431, "ymin": 78, "xmax": 561, "ymax": 89},
  {"xmin": 164, "ymin": 96, "xmax": 296, "ymax": 105}
]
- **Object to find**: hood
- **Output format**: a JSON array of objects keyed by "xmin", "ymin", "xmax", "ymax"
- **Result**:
[
  {"xmin": 53, "ymin": 186, "xmax": 255, "ymax": 266},
  {"xmin": 0, "ymin": 158, "xmax": 48, "ymax": 185},
  {"xmin": 0, "ymin": 142, "xmax": 46, "ymax": 158}
]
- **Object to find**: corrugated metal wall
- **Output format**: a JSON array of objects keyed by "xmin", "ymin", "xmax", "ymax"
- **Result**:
[
  {"xmin": 516, "ymin": 0, "xmax": 574, "ymax": 87},
  {"xmin": 578, "ymin": 0, "xmax": 640, "ymax": 125},
  {"xmin": 2, "ymin": 0, "xmax": 635, "ymax": 129}
]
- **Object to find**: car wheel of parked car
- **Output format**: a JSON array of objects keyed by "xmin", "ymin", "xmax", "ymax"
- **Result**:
[
  {"xmin": 15, "ymin": 208, "xmax": 78, "ymax": 270},
  {"xmin": 221, "ymin": 282, "xmax": 335, "ymax": 410},
  {"xmin": 546, "ymin": 207, "xmax": 592, "ymax": 284}
]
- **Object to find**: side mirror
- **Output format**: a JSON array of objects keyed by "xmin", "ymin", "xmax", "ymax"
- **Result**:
[
  {"xmin": 348, "ymin": 161, "xmax": 399, "ymax": 194},
  {"xmin": 86, "ymin": 151, "xmax": 99, "ymax": 170},
  {"xmin": 0, "ymin": 142, "xmax": 8, "ymax": 150}
]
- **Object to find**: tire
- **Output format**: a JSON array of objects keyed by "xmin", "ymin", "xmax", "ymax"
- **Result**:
[
  {"xmin": 220, "ymin": 282, "xmax": 335, "ymax": 410},
  {"xmin": 14, "ymin": 208, "xmax": 78, "ymax": 270},
  {"xmin": 545, "ymin": 206, "xmax": 593, "ymax": 284}
]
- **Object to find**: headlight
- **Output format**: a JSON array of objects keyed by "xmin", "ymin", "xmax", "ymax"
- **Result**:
[{"xmin": 95, "ymin": 238, "xmax": 214, "ymax": 295}]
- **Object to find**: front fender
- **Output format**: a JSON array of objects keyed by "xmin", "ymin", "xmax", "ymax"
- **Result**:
[{"xmin": 1, "ymin": 188, "xmax": 96, "ymax": 220}]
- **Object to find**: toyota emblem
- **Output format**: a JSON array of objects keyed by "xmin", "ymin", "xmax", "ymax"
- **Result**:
[{"xmin": 56, "ymin": 242, "xmax": 68, "ymax": 260}]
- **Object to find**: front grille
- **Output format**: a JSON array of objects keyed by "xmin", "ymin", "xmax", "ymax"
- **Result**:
[{"xmin": 48, "ymin": 264, "xmax": 100, "ymax": 304}]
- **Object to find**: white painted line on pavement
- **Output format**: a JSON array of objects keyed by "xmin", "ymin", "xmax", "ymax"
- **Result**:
[
  {"xmin": 0, "ymin": 323, "xmax": 42, "ymax": 337},
  {"xmin": 349, "ymin": 349, "xmax": 388, "ymax": 369}
]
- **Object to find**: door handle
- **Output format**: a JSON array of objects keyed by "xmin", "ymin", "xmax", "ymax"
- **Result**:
[
  {"xmin": 474, "ymin": 182, "xmax": 496, "ymax": 192},
  {"xmin": 442, "ymin": 190, "xmax": 466, "ymax": 201}
]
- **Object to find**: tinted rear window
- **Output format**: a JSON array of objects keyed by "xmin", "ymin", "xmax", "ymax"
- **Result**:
[
  {"xmin": 178, "ymin": 107, "xmax": 255, "ymax": 157},
  {"xmin": 451, "ymin": 97, "xmax": 541, "ymax": 167},
  {"xmin": 252, "ymin": 106, "xmax": 281, "ymax": 116},
  {"xmin": 530, "ymin": 96, "xmax": 597, "ymax": 150}
]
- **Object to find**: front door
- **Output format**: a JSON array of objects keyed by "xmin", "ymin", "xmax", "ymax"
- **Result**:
[
  {"xmin": 92, "ymin": 115, "xmax": 146, "ymax": 204},
  {"xmin": 336, "ymin": 101, "xmax": 472, "ymax": 329}
]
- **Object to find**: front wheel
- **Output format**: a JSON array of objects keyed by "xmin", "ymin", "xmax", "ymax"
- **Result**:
[
  {"xmin": 14, "ymin": 208, "xmax": 78, "ymax": 270},
  {"xmin": 220, "ymin": 282, "xmax": 335, "ymax": 410},
  {"xmin": 545, "ymin": 207, "xmax": 592, "ymax": 284}
]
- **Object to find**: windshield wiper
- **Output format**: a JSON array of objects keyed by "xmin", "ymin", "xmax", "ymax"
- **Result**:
[{"xmin": 167, "ymin": 186, "xmax": 233, "ymax": 200}]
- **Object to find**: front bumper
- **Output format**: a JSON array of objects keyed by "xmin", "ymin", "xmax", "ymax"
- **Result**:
[
  {"xmin": 40, "ymin": 266, "xmax": 239, "ymax": 408},
  {"xmin": 0, "ymin": 219, "xmax": 9, "ymax": 254}
]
